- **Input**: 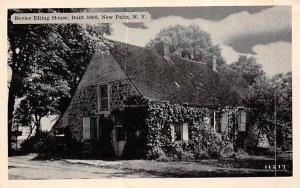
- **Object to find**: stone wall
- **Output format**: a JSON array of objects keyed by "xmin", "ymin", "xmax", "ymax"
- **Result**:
[
  {"xmin": 67, "ymin": 85, "xmax": 97, "ymax": 140},
  {"xmin": 66, "ymin": 79, "xmax": 138, "ymax": 141},
  {"xmin": 110, "ymin": 80, "xmax": 138, "ymax": 109}
]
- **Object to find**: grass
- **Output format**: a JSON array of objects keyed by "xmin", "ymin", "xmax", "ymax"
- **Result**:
[{"xmin": 65, "ymin": 155, "xmax": 292, "ymax": 177}]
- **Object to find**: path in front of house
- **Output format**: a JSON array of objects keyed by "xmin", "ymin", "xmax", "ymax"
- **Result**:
[{"xmin": 8, "ymin": 154, "xmax": 157, "ymax": 179}]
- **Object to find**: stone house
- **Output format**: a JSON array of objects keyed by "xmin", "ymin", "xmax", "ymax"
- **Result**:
[{"xmin": 53, "ymin": 39, "xmax": 247, "ymax": 158}]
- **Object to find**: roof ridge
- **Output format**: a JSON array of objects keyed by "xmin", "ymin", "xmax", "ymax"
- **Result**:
[
  {"xmin": 171, "ymin": 54, "xmax": 207, "ymax": 65},
  {"xmin": 103, "ymin": 38, "xmax": 208, "ymax": 66}
]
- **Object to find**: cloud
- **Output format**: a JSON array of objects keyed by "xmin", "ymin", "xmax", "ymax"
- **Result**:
[
  {"xmin": 106, "ymin": 6, "xmax": 291, "ymax": 76},
  {"xmin": 219, "ymin": 6, "xmax": 291, "ymax": 43},
  {"xmin": 253, "ymin": 42, "xmax": 291, "ymax": 76},
  {"xmin": 107, "ymin": 6, "xmax": 290, "ymax": 45},
  {"xmin": 106, "ymin": 16, "xmax": 214, "ymax": 47},
  {"xmin": 220, "ymin": 42, "xmax": 291, "ymax": 76},
  {"xmin": 219, "ymin": 44, "xmax": 249, "ymax": 65},
  {"xmin": 224, "ymin": 27, "xmax": 291, "ymax": 54},
  {"xmin": 92, "ymin": 6, "xmax": 273, "ymax": 22}
]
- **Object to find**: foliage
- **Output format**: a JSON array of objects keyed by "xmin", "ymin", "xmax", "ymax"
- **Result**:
[
  {"xmin": 122, "ymin": 105, "xmax": 149, "ymax": 159},
  {"xmin": 122, "ymin": 96, "xmax": 225, "ymax": 160},
  {"xmin": 226, "ymin": 54, "xmax": 292, "ymax": 153},
  {"xmin": 220, "ymin": 143, "xmax": 235, "ymax": 158},
  {"xmin": 244, "ymin": 72, "xmax": 292, "ymax": 150},
  {"xmin": 19, "ymin": 131, "xmax": 54, "ymax": 154},
  {"xmin": 13, "ymin": 99, "xmax": 33, "ymax": 128},
  {"xmin": 217, "ymin": 66, "xmax": 250, "ymax": 104},
  {"xmin": 8, "ymin": 8, "xmax": 111, "ymax": 149},
  {"xmin": 146, "ymin": 25, "xmax": 226, "ymax": 65},
  {"xmin": 266, "ymin": 146, "xmax": 282, "ymax": 156},
  {"xmin": 228, "ymin": 55, "xmax": 265, "ymax": 85},
  {"xmin": 144, "ymin": 99, "xmax": 207, "ymax": 159}
]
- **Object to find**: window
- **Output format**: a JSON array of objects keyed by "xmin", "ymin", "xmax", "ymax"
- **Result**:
[
  {"xmin": 171, "ymin": 123, "xmax": 189, "ymax": 141},
  {"xmin": 97, "ymin": 85, "xmax": 109, "ymax": 111},
  {"xmin": 90, "ymin": 117, "xmax": 98, "ymax": 139},
  {"xmin": 174, "ymin": 124, "xmax": 182, "ymax": 141},
  {"xmin": 214, "ymin": 111, "xmax": 221, "ymax": 133}
]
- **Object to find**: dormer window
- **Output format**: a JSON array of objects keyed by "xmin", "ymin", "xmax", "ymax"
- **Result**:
[{"xmin": 97, "ymin": 85, "xmax": 109, "ymax": 111}]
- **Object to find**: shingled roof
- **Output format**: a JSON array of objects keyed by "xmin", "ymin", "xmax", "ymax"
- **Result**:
[
  {"xmin": 105, "ymin": 39, "xmax": 243, "ymax": 107},
  {"xmin": 53, "ymin": 39, "xmax": 246, "ymax": 129}
]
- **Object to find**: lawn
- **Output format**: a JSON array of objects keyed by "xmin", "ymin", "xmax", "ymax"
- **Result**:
[{"xmin": 64, "ymin": 154, "xmax": 292, "ymax": 177}]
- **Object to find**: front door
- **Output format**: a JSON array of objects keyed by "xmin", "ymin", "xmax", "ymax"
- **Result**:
[
  {"xmin": 115, "ymin": 126, "xmax": 126, "ymax": 157},
  {"xmin": 97, "ymin": 116, "xmax": 114, "ymax": 158}
]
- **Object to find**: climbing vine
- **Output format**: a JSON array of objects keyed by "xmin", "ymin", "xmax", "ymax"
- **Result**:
[{"xmin": 122, "ymin": 96, "xmax": 225, "ymax": 160}]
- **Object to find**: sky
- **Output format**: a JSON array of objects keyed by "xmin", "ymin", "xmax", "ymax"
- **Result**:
[{"xmin": 93, "ymin": 6, "xmax": 291, "ymax": 76}]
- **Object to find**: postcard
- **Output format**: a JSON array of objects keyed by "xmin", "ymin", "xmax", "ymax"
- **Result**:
[{"xmin": 1, "ymin": 1, "xmax": 299, "ymax": 188}]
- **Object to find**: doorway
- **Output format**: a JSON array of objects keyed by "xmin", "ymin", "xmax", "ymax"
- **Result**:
[{"xmin": 115, "ymin": 126, "xmax": 126, "ymax": 157}]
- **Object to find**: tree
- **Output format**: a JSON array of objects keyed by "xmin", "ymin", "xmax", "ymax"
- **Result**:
[
  {"xmin": 8, "ymin": 8, "xmax": 111, "ymax": 155},
  {"xmin": 244, "ymin": 72, "xmax": 292, "ymax": 150},
  {"xmin": 146, "ymin": 25, "xmax": 226, "ymax": 65},
  {"xmin": 228, "ymin": 55, "xmax": 265, "ymax": 85},
  {"xmin": 228, "ymin": 55, "xmax": 292, "ymax": 151},
  {"xmin": 13, "ymin": 99, "xmax": 33, "ymax": 139}
]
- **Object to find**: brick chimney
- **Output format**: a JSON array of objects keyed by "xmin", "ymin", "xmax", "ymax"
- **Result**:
[
  {"xmin": 212, "ymin": 55, "xmax": 217, "ymax": 71},
  {"xmin": 156, "ymin": 42, "xmax": 170, "ymax": 61},
  {"xmin": 206, "ymin": 55, "xmax": 217, "ymax": 72},
  {"xmin": 163, "ymin": 43, "xmax": 170, "ymax": 60}
]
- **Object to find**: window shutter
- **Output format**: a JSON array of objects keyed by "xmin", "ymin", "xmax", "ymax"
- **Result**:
[
  {"xmin": 238, "ymin": 111, "xmax": 247, "ymax": 132},
  {"xmin": 170, "ymin": 124, "xmax": 175, "ymax": 142},
  {"xmin": 220, "ymin": 112, "xmax": 228, "ymax": 132},
  {"xmin": 182, "ymin": 123, "xmax": 189, "ymax": 141},
  {"xmin": 83, "ymin": 117, "xmax": 90, "ymax": 140}
]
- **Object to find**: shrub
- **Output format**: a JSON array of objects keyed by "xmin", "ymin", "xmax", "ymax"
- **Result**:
[
  {"xmin": 193, "ymin": 123, "xmax": 223, "ymax": 159},
  {"xmin": 147, "ymin": 145, "xmax": 167, "ymax": 160},
  {"xmin": 20, "ymin": 136, "xmax": 38, "ymax": 154},
  {"xmin": 235, "ymin": 148, "xmax": 248, "ymax": 158},
  {"xmin": 181, "ymin": 150, "xmax": 195, "ymax": 161},
  {"xmin": 20, "ymin": 132, "xmax": 55, "ymax": 154},
  {"xmin": 166, "ymin": 141, "xmax": 194, "ymax": 161},
  {"xmin": 123, "ymin": 96, "xmax": 231, "ymax": 161},
  {"xmin": 194, "ymin": 150, "xmax": 210, "ymax": 159},
  {"xmin": 220, "ymin": 143, "xmax": 235, "ymax": 158},
  {"xmin": 266, "ymin": 145, "xmax": 282, "ymax": 155},
  {"xmin": 209, "ymin": 149, "xmax": 221, "ymax": 159},
  {"xmin": 280, "ymin": 141, "xmax": 292, "ymax": 152}
]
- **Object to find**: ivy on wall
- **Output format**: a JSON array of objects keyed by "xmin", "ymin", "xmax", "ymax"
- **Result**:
[
  {"xmin": 221, "ymin": 107, "xmax": 244, "ymax": 148},
  {"xmin": 122, "ymin": 96, "xmax": 225, "ymax": 160}
]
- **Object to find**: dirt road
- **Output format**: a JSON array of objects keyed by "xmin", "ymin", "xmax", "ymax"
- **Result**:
[{"xmin": 8, "ymin": 155, "xmax": 157, "ymax": 179}]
